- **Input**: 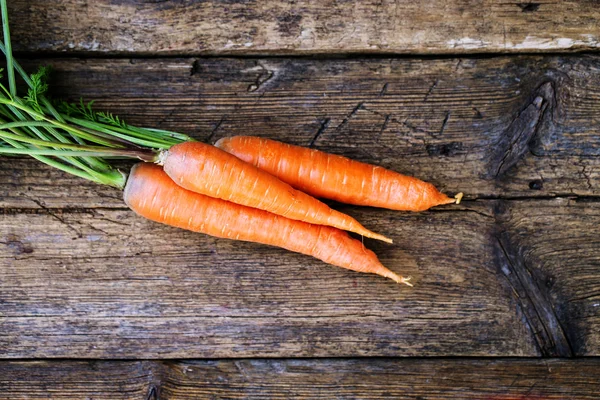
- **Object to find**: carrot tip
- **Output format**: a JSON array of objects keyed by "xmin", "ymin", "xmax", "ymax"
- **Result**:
[
  {"xmin": 454, "ymin": 192, "xmax": 464, "ymax": 205},
  {"xmin": 379, "ymin": 235, "xmax": 393, "ymax": 244},
  {"xmin": 386, "ymin": 272, "xmax": 413, "ymax": 287},
  {"xmin": 400, "ymin": 276, "xmax": 414, "ymax": 287},
  {"xmin": 364, "ymin": 232, "xmax": 393, "ymax": 244}
]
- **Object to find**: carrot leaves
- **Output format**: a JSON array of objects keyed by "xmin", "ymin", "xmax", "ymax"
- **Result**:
[{"xmin": 0, "ymin": 0, "xmax": 193, "ymax": 188}]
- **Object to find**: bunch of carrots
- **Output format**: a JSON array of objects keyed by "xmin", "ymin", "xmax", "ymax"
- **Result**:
[{"xmin": 0, "ymin": 2, "xmax": 460, "ymax": 286}]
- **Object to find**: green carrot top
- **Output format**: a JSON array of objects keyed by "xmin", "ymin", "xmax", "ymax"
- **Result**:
[{"xmin": 0, "ymin": 0, "xmax": 194, "ymax": 188}]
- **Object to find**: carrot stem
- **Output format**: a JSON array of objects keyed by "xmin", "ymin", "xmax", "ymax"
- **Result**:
[
  {"xmin": 0, "ymin": 146, "xmax": 156, "ymax": 160},
  {"xmin": 0, "ymin": 0, "xmax": 15, "ymax": 97},
  {"xmin": 0, "ymin": 129, "xmax": 157, "ymax": 158}
]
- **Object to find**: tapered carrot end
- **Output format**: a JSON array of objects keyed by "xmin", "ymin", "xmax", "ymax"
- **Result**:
[
  {"xmin": 424, "ymin": 186, "xmax": 461, "ymax": 209},
  {"xmin": 399, "ymin": 276, "xmax": 413, "ymax": 287},
  {"xmin": 384, "ymin": 271, "xmax": 413, "ymax": 287},
  {"xmin": 437, "ymin": 192, "xmax": 463, "ymax": 207},
  {"xmin": 373, "ymin": 233, "xmax": 393, "ymax": 244},
  {"xmin": 454, "ymin": 192, "xmax": 464, "ymax": 204},
  {"xmin": 359, "ymin": 230, "xmax": 393, "ymax": 244}
]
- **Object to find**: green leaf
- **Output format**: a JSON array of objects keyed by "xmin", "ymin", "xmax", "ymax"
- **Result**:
[{"xmin": 23, "ymin": 66, "xmax": 51, "ymax": 114}]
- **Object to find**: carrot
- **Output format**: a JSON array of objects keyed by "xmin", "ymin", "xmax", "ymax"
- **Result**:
[
  {"xmin": 0, "ymin": 3, "xmax": 410, "ymax": 287},
  {"xmin": 158, "ymin": 141, "xmax": 392, "ymax": 243},
  {"xmin": 124, "ymin": 163, "xmax": 412, "ymax": 286},
  {"xmin": 215, "ymin": 136, "xmax": 460, "ymax": 212}
]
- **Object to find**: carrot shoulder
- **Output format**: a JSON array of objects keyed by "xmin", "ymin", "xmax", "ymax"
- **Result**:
[
  {"xmin": 124, "ymin": 163, "xmax": 411, "ymax": 285},
  {"xmin": 159, "ymin": 141, "xmax": 392, "ymax": 243},
  {"xmin": 215, "ymin": 136, "xmax": 459, "ymax": 212}
]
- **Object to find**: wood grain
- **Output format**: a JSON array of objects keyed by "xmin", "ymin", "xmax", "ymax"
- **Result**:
[
  {"xmin": 1, "ymin": 55, "xmax": 599, "ymax": 208},
  {"xmin": 161, "ymin": 358, "xmax": 600, "ymax": 399},
  {"xmin": 2, "ymin": 0, "xmax": 598, "ymax": 393},
  {"xmin": 0, "ymin": 361, "xmax": 156, "ymax": 400},
  {"xmin": 2, "ymin": 199, "xmax": 599, "ymax": 358},
  {"xmin": 502, "ymin": 198, "xmax": 600, "ymax": 357},
  {"xmin": 2, "ymin": 359, "xmax": 600, "ymax": 399},
  {"xmin": 7, "ymin": 0, "xmax": 600, "ymax": 55},
  {"xmin": 0, "ymin": 202, "xmax": 540, "ymax": 358}
]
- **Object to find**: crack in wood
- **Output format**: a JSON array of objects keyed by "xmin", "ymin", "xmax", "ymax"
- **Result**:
[
  {"xmin": 332, "ymin": 102, "xmax": 364, "ymax": 133},
  {"xmin": 309, "ymin": 117, "xmax": 331, "ymax": 147},
  {"xmin": 23, "ymin": 196, "xmax": 84, "ymax": 238},
  {"xmin": 580, "ymin": 165, "xmax": 593, "ymax": 190},
  {"xmin": 144, "ymin": 361, "xmax": 164, "ymax": 400},
  {"xmin": 423, "ymin": 80, "xmax": 439, "ymax": 102},
  {"xmin": 455, "ymin": 59, "xmax": 463, "ymax": 71},
  {"xmin": 492, "ymin": 91, "xmax": 549, "ymax": 178},
  {"xmin": 438, "ymin": 111, "xmax": 450, "ymax": 136},
  {"xmin": 206, "ymin": 115, "xmax": 227, "ymax": 144},
  {"xmin": 146, "ymin": 385, "xmax": 159, "ymax": 400},
  {"xmin": 494, "ymin": 232, "xmax": 574, "ymax": 357},
  {"xmin": 379, "ymin": 82, "xmax": 389, "ymax": 97},
  {"xmin": 377, "ymin": 114, "xmax": 390, "ymax": 141},
  {"xmin": 91, "ymin": 214, "xmax": 130, "ymax": 228},
  {"xmin": 247, "ymin": 62, "xmax": 274, "ymax": 92},
  {"xmin": 429, "ymin": 206, "xmax": 495, "ymax": 219}
]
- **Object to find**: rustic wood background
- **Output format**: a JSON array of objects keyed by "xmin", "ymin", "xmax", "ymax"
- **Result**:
[{"xmin": 1, "ymin": 0, "xmax": 599, "ymax": 398}]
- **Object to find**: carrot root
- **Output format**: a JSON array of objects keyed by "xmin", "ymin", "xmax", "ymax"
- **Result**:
[
  {"xmin": 369, "ymin": 233, "xmax": 393, "ymax": 244},
  {"xmin": 384, "ymin": 272, "xmax": 413, "ymax": 287},
  {"xmin": 161, "ymin": 141, "xmax": 392, "ymax": 243},
  {"xmin": 215, "ymin": 136, "xmax": 460, "ymax": 212},
  {"xmin": 454, "ymin": 192, "xmax": 464, "ymax": 204},
  {"xmin": 125, "ymin": 163, "xmax": 409, "ymax": 286}
]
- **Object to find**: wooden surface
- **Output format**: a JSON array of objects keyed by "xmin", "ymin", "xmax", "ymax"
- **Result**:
[
  {"xmin": 2, "ymin": 359, "xmax": 600, "ymax": 399},
  {"xmin": 0, "ymin": 202, "xmax": 533, "ymax": 358},
  {"xmin": 2, "ymin": 0, "xmax": 600, "ymax": 398},
  {"xmin": 7, "ymin": 0, "xmax": 600, "ymax": 55},
  {"xmin": 1, "ymin": 55, "xmax": 599, "ymax": 208},
  {"xmin": 2, "ymin": 198, "xmax": 598, "ymax": 358}
]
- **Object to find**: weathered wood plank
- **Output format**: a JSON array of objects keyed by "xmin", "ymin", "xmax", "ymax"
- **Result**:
[
  {"xmin": 1, "ymin": 55, "xmax": 599, "ymax": 208},
  {"xmin": 0, "ymin": 361, "xmax": 156, "ymax": 399},
  {"xmin": 7, "ymin": 1, "xmax": 600, "ymax": 55},
  {"xmin": 501, "ymin": 198, "xmax": 600, "ymax": 356},
  {"xmin": 2, "ymin": 359, "xmax": 600, "ymax": 399},
  {"xmin": 0, "ymin": 158, "xmax": 127, "ymax": 209},
  {"xmin": 0, "ymin": 203, "xmax": 539, "ymax": 358},
  {"xmin": 161, "ymin": 359, "xmax": 600, "ymax": 399},
  {"xmin": 3, "ymin": 199, "xmax": 598, "ymax": 358}
]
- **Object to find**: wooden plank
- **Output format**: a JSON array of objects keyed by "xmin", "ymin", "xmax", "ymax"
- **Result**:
[
  {"xmin": 501, "ymin": 197, "xmax": 600, "ymax": 357},
  {"xmin": 0, "ymin": 361, "xmax": 156, "ymax": 399},
  {"xmin": 2, "ymin": 359, "xmax": 600, "ymax": 399},
  {"xmin": 160, "ymin": 359, "xmax": 600, "ymax": 399},
  {"xmin": 7, "ymin": 1, "xmax": 600, "ymax": 55},
  {"xmin": 3, "ymin": 199, "xmax": 598, "ymax": 358},
  {"xmin": 1, "ymin": 55, "xmax": 599, "ymax": 208},
  {"xmin": 0, "ymin": 158, "xmax": 126, "ymax": 209},
  {"xmin": 0, "ymin": 203, "xmax": 540, "ymax": 358}
]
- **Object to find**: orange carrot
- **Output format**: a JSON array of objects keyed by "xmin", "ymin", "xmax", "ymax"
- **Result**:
[
  {"xmin": 124, "ymin": 163, "xmax": 411, "ymax": 285},
  {"xmin": 215, "ymin": 136, "xmax": 460, "ymax": 212},
  {"xmin": 158, "ymin": 141, "xmax": 392, "ymax": 243}
]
